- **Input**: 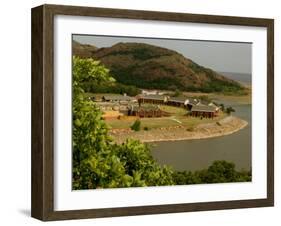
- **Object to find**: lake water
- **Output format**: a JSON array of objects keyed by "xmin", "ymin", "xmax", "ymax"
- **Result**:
[{"xmin": 150, "ymin": 104, "xmax": 252, "ymax": 172}]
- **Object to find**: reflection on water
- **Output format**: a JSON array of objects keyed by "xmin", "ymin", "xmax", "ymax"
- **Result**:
[{"xmin": 150, "ymin": 104, "xmax": 252, "ymax": 171}]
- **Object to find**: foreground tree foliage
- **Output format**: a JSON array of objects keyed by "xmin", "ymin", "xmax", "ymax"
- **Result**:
[
  {"xmin": 72, "ymin": 57, "xmax": 174, "ymax": 189},
  {"xmin": 72, "ymin": 56, "xmax": 251, "ymax": 190}
]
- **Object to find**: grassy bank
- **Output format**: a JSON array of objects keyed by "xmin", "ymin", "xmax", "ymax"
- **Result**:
[{"xmin": 109, "ymin": 116, "xmax": 248, "ymax": 144}]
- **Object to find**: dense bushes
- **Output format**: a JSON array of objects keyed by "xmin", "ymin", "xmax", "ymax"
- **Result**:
[
  {"xmin": 82, "ymin": 81, "xmax": 141, "ymax": 96},
  {"xmin": 173, "ymin": 161, "xmax": 251, "ymax": 185}
]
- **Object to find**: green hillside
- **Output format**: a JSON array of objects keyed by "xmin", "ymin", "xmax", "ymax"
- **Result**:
[{"xmin": 73, "ymin": 41, "xmax": 246, "ymax": 94}]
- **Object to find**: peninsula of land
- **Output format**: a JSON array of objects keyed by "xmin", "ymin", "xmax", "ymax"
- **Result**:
[{"xmin": 109, "ymin": 116, "xmax": 248, "ymax": 144}]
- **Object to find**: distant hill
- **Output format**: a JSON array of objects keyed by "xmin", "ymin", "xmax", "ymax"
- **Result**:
[
  {"xmin": 73, "ymin": 41, "xmax": 246, "ymax": 94},
  {"xmin": 72, "ymin": 40, "xmax": 98, "ymax": 58}
]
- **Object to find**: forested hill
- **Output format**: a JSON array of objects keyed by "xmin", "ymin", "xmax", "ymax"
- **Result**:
[
  {"xmin": 73, "ymin": 41, "xmax": 246, "ymax": 94},
  {"xmin": 72, "ymin": 40, "xmax": 98, "ymax": 58}
]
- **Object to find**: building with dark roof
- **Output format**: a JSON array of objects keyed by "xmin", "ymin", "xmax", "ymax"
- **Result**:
[
  {"xmin": 102, "ymin": 94, "xmax": 136, "ymax": 103},
  {"xmin": 137, "ymin": 95, "xmax": 168, "ymax": 105},
  {"xmin": 185, "ymin": 98, "xmax": 200, "ymax": 110},
  {"xmin": 128, "ymin": 104, "xmax": 169, "ymax": 118},
  {"xmin": 190, "ymin": 105, "xmax": 218, "ymax": 118},
  {"xmin": 208, "ymin": 102, "xmax": 220, "ymax": 111},
  {"xmin": 167, "ymin": 97, "xmax": 189, "ymax": 107}
]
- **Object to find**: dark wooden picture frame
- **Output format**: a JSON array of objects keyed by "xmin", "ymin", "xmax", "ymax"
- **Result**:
[{"xmin": 31, "ymin": 4, "xmax": 274, "ymax": 221}]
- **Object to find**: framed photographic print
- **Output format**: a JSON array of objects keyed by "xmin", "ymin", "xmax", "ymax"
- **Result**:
[{"xmin": 31, "ymin": 4, "xmax": 274, "ymax": 221}]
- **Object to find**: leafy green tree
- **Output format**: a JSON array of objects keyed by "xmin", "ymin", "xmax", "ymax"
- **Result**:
[
  {"xmin": 203, "ymin": 160, "xmax": 237, "ymax": 183},
  {"xmin": 82, "ymin": 81, "xmax": 141, "ymax": 96},
  {"xmin": 226, "ymin": 106, "xmax": 235, "ymax": 115},
  {"xmin": 172, "ymin": 89, "xmax": 182, "ymax": 97},
  {"xmin": 72, "ymin": 57, "xmax": 140, "ymax": 189},
  {"xmin": 114, "ymin": 140, "xmax": 175, "ymax": 186},
  {"xmin": 220, "ymin": 103, "xmax": 225, "ymax": 112},
  {"xmin": 72, "ymin": 57, "xmax": 122, "ymax": 189},
  {"xmin": 72, "ymin": 57, "xmax": 175, "ymax": 189}
]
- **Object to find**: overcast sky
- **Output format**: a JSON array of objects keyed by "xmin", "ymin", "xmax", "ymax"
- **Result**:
[{"xmin": 73, "ymin": 34, "xmax": 252, "ymax": 74}]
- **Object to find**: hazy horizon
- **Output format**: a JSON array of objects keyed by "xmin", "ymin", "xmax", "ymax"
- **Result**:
[{"xmin": 73, "ymin": 34, "xmax": 252, "ymax": 75}]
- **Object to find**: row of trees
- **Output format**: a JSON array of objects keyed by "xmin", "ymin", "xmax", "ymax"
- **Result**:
[
  {"xmin": 82, "ymin": 80, "xmax": 141, "ymax": 96},
  {"xmin": 173, "ymin": 161, "xmax": 251, "ymax": 185},
  {"xmin": 72, "ymin": 56, "xmax": 251, "ymax": 190}
]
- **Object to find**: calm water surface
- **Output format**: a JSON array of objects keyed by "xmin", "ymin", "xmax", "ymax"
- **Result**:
[{"xmin": 150, "ymin": 104, "xmax": 252, "ymax": 171}]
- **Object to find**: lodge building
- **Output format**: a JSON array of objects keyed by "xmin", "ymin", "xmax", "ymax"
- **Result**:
[
  {"xmin": 102, "ymin": 94, "xmax": 136, "ymax": 104},
  {"xmin": 166, "ymin": 97, "xmax": 189, "ymax": 108},
  {"xmin": 137, "ymin": 95, "xmax": 168, "ymax": 105},
  {"xmin": 128, "ymin": 105, "xmax": 169, "ymax": 118},
  {"xmin": 190, "ymin": 105, "xmax": 218, "ymax": 118}
]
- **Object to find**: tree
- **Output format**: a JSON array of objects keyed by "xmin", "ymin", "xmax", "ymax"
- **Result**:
[
  {"xmin": 203, "ymin": 160, "xmax": 237, "ymax": 183},
  {"xmin": 131, "ymin": 119, "xmax": 141, "ymax": 131},
  {"xmin": 226, "ymin": 106, "xmax": 235, "ymax": 115},
  {"xmin": 172, "ymin": 89, "xmax": 182, "ymax": 97},
  {"xmin": 72, "ymin": 57, "xmax": 175, "ymax": 189},
  {"xmin": 114, "ymin": 139, "xmax": 175, "ymax": 186},
  {"xmin": 72, "ymin": 57, "xmax": 125, "ymax": 189},
  {"xmin": 173, "ymin": 161, "xmax": 251, "ymax": 185},
  {"xmin": 219, "ymin": 103, "xmax": 225, "ymax": 112}
]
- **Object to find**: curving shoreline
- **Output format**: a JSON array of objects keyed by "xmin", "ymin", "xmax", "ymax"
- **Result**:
[{"xmin": 109, "ymin": 116, "xmax": 248, "ymax": 144}]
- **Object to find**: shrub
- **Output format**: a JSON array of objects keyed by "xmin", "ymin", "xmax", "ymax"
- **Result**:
[
  {"xmin": 220, "ymin": 103, "xmax": 225, "ymax": 112},
  {"xmin": 143, "ymin": 126, "xmax": 150, "ymax": 131},
  {"xmin": 130, "ymin": 119, "xmax": 141, "ymax": 131},
  {"xmin": 172, "ymin": 89, "xmax": 182, "ymax": 97},
  {"xmin": 226, "ymin": 106, "xmax": 235, "ymax": 115},
  {"xmin": 186, "ymin": 126, "xmax": 194, "ymax": 132}
]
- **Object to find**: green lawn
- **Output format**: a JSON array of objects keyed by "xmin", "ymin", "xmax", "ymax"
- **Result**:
[
  {"xmin": 106, "ymin": 117, "xmax": 178, "ymax": 130},
  {"xmin": 159, "ymin": 105, "xmax": 187, "ymax": 116}
]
